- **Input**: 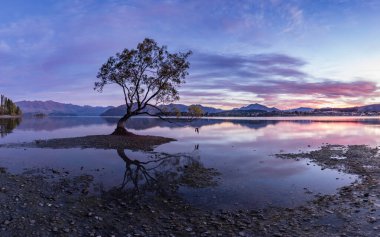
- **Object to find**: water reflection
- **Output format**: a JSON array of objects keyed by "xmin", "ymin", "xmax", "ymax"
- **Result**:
[
  {"xmin": 16, "ymin": 116, "xmax": 105, "ymax": 131},
  {"xmin": 0, "ymin": 118, "xmax": 21, "ymax": 137},
  {"xmin": 111, "ymin": 148, "xmax": 219, "ymax": 198},
  {"xmin": 0, "ymin": 116, "xmax": 371, "ymax": 210},
  {"xmin": 16, "ymin": 116, "xmax": 281, "ymax": 131},
  {"xmin": 13, "ymin": 116, "xmax": 380, "ymax": 132}
]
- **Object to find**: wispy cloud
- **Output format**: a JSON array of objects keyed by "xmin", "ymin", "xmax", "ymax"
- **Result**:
[
  {"xmin": 0, "ymin": 0, "xmax": 379, "ymax": 108},
  {"xmin": 283, "ymin": 5, "xmax": 304, "ymax": 33},
  {"xmin": 186, "ymin": 51, "xmax": 379, "ymax": 109},
  {"xmin": 190, "ymin": 52, "xmax": 308, "ymax": 83}
]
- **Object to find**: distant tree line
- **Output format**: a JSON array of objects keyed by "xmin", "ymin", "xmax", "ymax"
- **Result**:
[{"xmin": 0, "ymin": 95, "xmax": 22, "ymax": 116}]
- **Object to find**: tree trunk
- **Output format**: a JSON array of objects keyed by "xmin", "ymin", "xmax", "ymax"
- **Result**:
[{"xmin": 111, "ymin": 114, "xmax": 134, "ymax": 136}]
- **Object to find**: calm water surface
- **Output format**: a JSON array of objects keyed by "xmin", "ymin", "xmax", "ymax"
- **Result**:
[{"xmin": 1, "ymin": 116, "xmax": 377, "ymax": 210}]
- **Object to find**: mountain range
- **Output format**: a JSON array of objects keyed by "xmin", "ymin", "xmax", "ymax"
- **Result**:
[
  {"xmin": 16, "ymin": 100, "xmax": 112, "ymax": 116},
  {"xmin": 100, "ymin": 103, "xmax": 224, "ymax": 116},
  {"xmin": 233, "ymin": 103, "xmax": 279, "ymax": 112},
  {"xmin": 15, "ymin": 100, "xmax": 380, "ymax": 117}
]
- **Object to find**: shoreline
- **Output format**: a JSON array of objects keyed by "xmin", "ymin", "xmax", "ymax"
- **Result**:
[
  {"xmin": 0, "ymin": 115, "xmax": 21, "ymax": 118},
  {"xmin": 6, "ymin": 114, "xmax": 380, "ymax": 120},
  {"xmin": 1, "ymin": 134, "xmax": 176, "ymax": 151},
  {"xmin": 6, "ymin": 114, "xmax": 380, "ymax": 118},
  {"xmin": 0, "ymin": 143, "xmax": 378, "ymax": 236}
]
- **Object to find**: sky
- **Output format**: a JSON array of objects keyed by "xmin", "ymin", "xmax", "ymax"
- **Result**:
[{"xmin": 0, "ymin": 0, "xmax": 380, "ymax": 110}]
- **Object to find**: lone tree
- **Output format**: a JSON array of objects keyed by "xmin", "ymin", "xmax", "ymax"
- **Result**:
[{"xmin": 95, "ymin": 38, "xmax": 192, "ymax": 135}]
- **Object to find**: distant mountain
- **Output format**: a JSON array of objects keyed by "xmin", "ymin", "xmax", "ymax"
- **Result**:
[
  {"xmin": 101, "ymin": 104, "xmax": 166, "ymax": 116},
  {"xmin": 212, "ymin": 109, "xmax": 274, "ymax": 117},
  {"xmin": 100, "ymin": 105, "xmax": 126, "ymax": 116},
  {"xmin": 154, "ymin": 104, "xmax": 223, "ymax": 114},
  {"xmin": 17, "ymin": 100, "xmax": 380, "ymax": 118},
  {"xmin": 233, "ymin": 103, "xmax": 279, "ymax": 112},
  {"xmin": 313, "ymin": 104, "xmax": 380, "ymax": 113},
  {"xmin": 316, "ymin": 106, "xmax": 359, "ymax": 113},
  {"xmin": 16, "ymin": 100, "xmax": 113, "ymax": 116},
  {"xmin": 100, "ymin": 103, "xmax": 224, "ymax": 116},
  {"xmin": 358, "ymin": 104, "xmax": 380, "ymax": 112},
  {"xmin": 191, "ymin": 104, "xmax": 224, "ymax": 114},
  {"xmin": 161, "ymin": 104, "xmax": 189, "ymax": 113},
  {"xmin": 285, "ymin": 107, "xmax": 314, "ymax": 112}
]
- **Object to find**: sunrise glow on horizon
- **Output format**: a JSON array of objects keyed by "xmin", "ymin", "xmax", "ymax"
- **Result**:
[{"xmin": 1, "ymin": 0, "xmax": 380, "ymax": 110}]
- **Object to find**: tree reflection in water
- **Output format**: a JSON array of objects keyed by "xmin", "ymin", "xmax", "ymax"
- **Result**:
[
  {"xmin": 0, "ymin": 118, "xmax": 21, "ymax": 138},
  {"xmin": 112, "ymin": 148, "xmax": 219, "ymax": 197}
]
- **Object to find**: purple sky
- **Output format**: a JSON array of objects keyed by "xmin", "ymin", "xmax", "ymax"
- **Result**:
[{"xmin": 1, "ymin": 0, "xmax": 380, "ymax": 109}]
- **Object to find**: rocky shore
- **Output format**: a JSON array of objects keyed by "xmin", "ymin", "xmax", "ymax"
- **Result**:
[{"xmin": 0, "ymin": 144, "xmax": 378, "ymax": 236}]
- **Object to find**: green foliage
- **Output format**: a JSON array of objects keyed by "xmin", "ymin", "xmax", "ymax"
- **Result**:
[
  {"xmin": 0, "ymin": 95, "xmax": 22, "ymax": 116},
  {"xmin": 188, "ymin": 105, "xmax": 204, "ymax": 118}
]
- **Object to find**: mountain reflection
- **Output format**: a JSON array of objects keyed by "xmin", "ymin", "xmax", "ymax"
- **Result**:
[
  {"xmin": 16, "ymin": 117, "xmax": 106, "ymax": 131},
  {"xmin": 0, "ymin": 118, "xmax": 21, "ymax": 137},
  {"xmin": 112, "ymin": 117, "xmax": 281, "ymax": 130},
  {"xmin": 12, "ymin": 116, "xmax": 380, "ymax": 132},
  {"xmin": 15, "ymin": 116, "xmax": 282, "ymax": 131}
]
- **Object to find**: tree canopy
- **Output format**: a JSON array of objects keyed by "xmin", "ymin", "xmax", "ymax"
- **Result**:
[
  {"xmin": 187, "ymin": 105, "xmax": 204, "ymax": 118},
  {"xmin": 95, "ymin": 38, "xmax": 192, "ymax": 135},
  {"xmin": 0, "ymin": 95, "xmax": 22, "ymax": 116}
]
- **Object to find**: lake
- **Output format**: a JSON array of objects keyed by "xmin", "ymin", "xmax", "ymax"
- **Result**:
[{"xmin": 2, "ymin": 116, "xmax": 377, "ymax": 210}]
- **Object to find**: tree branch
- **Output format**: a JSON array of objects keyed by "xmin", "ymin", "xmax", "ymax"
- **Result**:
[{"xmin": 137, "ymin": 111, "xmax": 174, "ymax": 124}]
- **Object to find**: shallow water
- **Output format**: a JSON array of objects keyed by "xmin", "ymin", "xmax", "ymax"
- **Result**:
[{"xmin": 1, "ymin": 116, "xmax": 377, "ymax": 210}]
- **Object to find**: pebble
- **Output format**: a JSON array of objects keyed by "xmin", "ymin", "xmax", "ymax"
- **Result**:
[{"xmin": 368, "ymin": 217, "xmax": 377, "ymax": 223}]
